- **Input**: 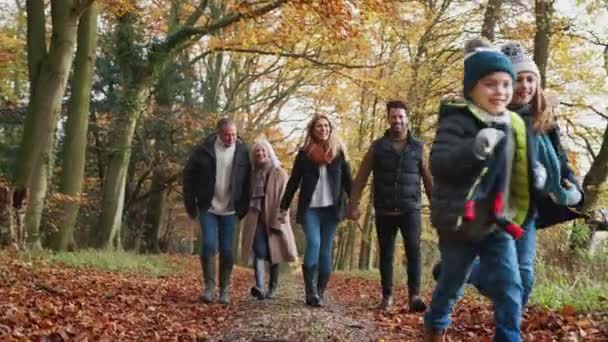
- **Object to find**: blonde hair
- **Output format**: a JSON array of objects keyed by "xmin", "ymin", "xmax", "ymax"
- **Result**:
[
  {"xmin": 303, "ymin": 114, "xmax": 346, "ymax": 158},
  {"xmin": 534, "ymin": 90, "xmax": 559, "ymax": 134},
  {"xmin": 530, "ymin": 87, "xmax": 558, "ymax": 134}
]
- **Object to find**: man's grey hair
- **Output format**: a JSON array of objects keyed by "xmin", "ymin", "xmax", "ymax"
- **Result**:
[
  {"xmin": 250, "ymin": 138, "xmax": 281, "ymax": 169},
  {"xmin": 216, "ymin": 117, "xmax": 236, "ymax": 131}
]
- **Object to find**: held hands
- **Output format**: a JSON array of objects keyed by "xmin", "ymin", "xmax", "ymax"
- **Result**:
[
  {"xmin": 185, "ymin": 203, "xmax": 198, "ymax": 220},
  {"xmin": 533, "ymin": 161, "xmax": 547, "ymax": 190},
  {"xmin": 562, "ymin": 179, "xmax": 583, "ymax": 207},
  {"xmin": 473, "ymin": 128, "xmax": 505, "ymax": 159},
  {"xmin": 277, "ymin": 209, "xmax": 288, "ymax": 223},
  {"xmin": 346, "ymin": 203, "xmax": 361, "ymax": 220}
]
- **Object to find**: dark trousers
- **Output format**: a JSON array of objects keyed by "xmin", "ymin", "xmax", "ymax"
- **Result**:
[{"xmin": 375, "ymin": 211, "xmax": 422, "ymax": 297}]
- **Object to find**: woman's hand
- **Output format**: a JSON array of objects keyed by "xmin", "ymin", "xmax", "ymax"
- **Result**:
[{"xmin": 277, "ymin": 208, "xmax": 287, "ymax": 223}]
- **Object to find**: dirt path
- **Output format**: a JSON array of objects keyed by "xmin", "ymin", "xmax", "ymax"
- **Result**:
[{"xmin": 217, "ymin": 271, "xmax": 381, "ymax": 341}]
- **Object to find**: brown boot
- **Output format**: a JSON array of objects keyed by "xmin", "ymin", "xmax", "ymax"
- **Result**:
[{"xmin": 423, "ymin": 328, "xmax": 446, "ymax": 342}]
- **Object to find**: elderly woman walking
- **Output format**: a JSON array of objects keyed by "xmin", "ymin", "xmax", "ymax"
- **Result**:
[{"xmin": 241, "ymin": 138, "xmax": 298, "ymax": 300}]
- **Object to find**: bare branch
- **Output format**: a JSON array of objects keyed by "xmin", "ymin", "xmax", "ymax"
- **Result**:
[
  {"xmin": 184, "ymin": 0, "xmax": 209, "ymax": 27},
  {"xmin": 560, "ymin": 101, "xmax": 608, "ymax": 120},
  {"xmin": 192, "ymin": 47, "xmax": 387, "ymax": 70},
  {"xmin": 565, "ymin": 117, "xmax": 597, "ymax": 160},
  {"xmin": 158, "ymin": 0, "xmax": 288, "ymax": 58}
]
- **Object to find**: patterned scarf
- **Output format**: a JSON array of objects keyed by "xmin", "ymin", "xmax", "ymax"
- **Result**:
[{"xmin": 250, "ymin": 162, "xmax": 271, "ymax": 211}]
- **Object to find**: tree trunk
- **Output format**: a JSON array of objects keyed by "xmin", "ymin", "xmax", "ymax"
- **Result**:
[
  {"xmin": 533, "ymin": 0, "xmax": 554, "ymax": 87},
  {"xmin": 202, "ymin": 52, "xmax": 225, "ymax": 114},
  {"xmin": 346, "ymin": 223, "xmax": 357, "ymax": 270},
  {"xmin": 570, "ymin": 47, "xmax": 608, "ymax": 250},
  {"xmin": 0, "ymin": 185, "xmax": 16, "ymax": 247},
  {"xmin": 141, "ymin": 164, "xmax": 170, "ymax": 253},
  {"xmin": 51, "ymin": 3, "xmax": 99, "ymax": 251},
  {"xmin": 12, "ymin": 2, "xmax": 26, "ymax": 99},
  {"xmin": 25, "ymin": 0, "xmax": 45, "ymax": 96},
  {"xmin": 15, "ymin": 2, "xmax": 90, "ymax": 250},
  {"xmin": 358, "ymin": 196, "xmax": 374, "ymax": 270},
  {"xmin": 16, "ymin": 1, "xmax": 82, "ymax": 190},
  {"xmin": 481, "ymin": 0, "xmax": 502, "ymax": 42},
  {"xmin": 582, "ymin": 125, "xmax": 608, "ymax": 213},
  {"xmin": 335, "ymin": 228, "xmax": 347, "ymax": 270},
  {"xmin": 96, "ymin": 103, "xmax": 141, "ymax": 249},
  {"xmin": 23, "ymin": 158, "xmax": 47, "ymax": 249}
]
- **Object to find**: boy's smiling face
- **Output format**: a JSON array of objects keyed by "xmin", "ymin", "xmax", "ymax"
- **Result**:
[{"xmin": 469, "ymin": 72, "xmax": 513, "ymax": 115}]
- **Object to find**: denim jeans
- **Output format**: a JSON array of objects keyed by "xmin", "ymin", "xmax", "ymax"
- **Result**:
[
  {"xmin": 198, "ymin": 210, "xmax": 237, "ymax": 259},
  {"xmin": 469, "ymin": 221, "xmax": 537, "ymax": 307},
  {"xmin": 301, "ymin": 207, "xmax": 339, "ymax": 275},
  {"xmin": 375, "ymin": 212, "xmax": 422, "ymax": 296},
  {"xmin": 252, "ymin": 222, "xmax": 270, "ymax": 260},
  {"xmin": 424, "ymin": 230, "xmax": 523, "ymax": 342}
]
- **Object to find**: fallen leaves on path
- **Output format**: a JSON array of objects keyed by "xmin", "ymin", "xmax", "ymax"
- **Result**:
[
  {"xmin": 328, "ymin": 274, "xmax": 608, "ymax": 341},
  {"xmin": 2, "ymin": 252, "xmax": 607, "ymax": 341},
  {"xmin": 0, "ymin": 252, "xmax": 248, "ymax": 340}
]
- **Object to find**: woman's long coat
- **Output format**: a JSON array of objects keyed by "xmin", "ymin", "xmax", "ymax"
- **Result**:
[{"xmin": 241, "ymin": 166, "xmax": 298, "ymax": 264}]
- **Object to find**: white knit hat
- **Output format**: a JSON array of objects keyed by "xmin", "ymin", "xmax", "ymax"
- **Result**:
[{"xmin": 500, "ymin": 42, "xmax": 540, "ymax": 78}]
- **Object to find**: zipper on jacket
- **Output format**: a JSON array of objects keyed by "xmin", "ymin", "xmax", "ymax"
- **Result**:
[{"xmin": 455, "ymin": 166, "xmax": 489, "ymax": 228}]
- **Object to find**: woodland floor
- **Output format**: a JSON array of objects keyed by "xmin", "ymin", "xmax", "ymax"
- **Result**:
[{"xmin": 1, "ymin": 252, "xmax": 607, "ymax": 341}]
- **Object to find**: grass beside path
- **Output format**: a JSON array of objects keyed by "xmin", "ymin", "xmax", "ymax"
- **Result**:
[{"xmin": 44, "ymin": 249, "xmax": 183, "ymax": 276}]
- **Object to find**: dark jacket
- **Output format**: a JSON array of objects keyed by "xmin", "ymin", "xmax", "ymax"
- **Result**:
[
  {"xmin": 280, "ymin": 149, "xmax": 353, "ymax": 224},
  {"xmin": 430, "ymin": 100, "xmax": 534, "ymax": 240},
  {"xmin": 371, "ymin": 132, "xmax": 423, "ymax": 213},
  {"xmin": 515, "ymin": 105, "xmax": 584, "ymax": 228},
  {"xmin": 182, "ymin": 133, "xmax": 251, "ymax": 219}
]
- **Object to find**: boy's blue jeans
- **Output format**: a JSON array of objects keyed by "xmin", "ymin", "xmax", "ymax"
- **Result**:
[
  {"xmin": 424, "ymin": 230, "xmax": 523, "ymax": 342},
  {"xmin": 469, "ymin": 221, "xmax": 537, "ymax": 307},
  {"xmin": 301, "ymin": 207, "xmax": 339, "ymax": 275}
]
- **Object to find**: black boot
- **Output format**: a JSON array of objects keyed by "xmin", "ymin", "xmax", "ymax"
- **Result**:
[
  {"xmin": 266, "ymin": 263, "xmax": 279, "ymax": 299},
  {"xmin": 250, "ymin": 258, "xmax": 266, "ymax": 300},
  {"xmin": 380, "ymin": 295, "xmax": 393, "ymax": 311},
  {"xmin": 199, "ymin": 255, "xmax": 216, "ymax": 303},
  {"xmin": 219, "ymin": 255, "xmax": 234, "ymax": 305},
  {"xmin": 409, "ymin": 293, "xmax": 427, "ymax": 312},
  {"xmin": 302, "ymin": 265, "xmax": 320, "ymax": 307},
  {"xmin": 317, "ymin": 271, "xmax": 330, "ymax": 307}
]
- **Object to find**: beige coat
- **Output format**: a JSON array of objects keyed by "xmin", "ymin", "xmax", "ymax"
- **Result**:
[{"xmin": 241, "ymin": 166, "xmax": 298, "ymax": 264}]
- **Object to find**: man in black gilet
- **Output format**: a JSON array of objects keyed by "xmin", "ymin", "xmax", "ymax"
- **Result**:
[{"xmin": 348, "ymin": 100, "xmax": 432, "ymax": 312}]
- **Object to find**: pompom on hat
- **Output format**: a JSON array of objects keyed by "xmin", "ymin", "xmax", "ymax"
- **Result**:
[
  {"xmin": 500, "ymin": 41, "xmax": 540, "ymax": 79},
  {"xmin": 463, "ymin": 38, "xmax": 515, "ymax": 98}
]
